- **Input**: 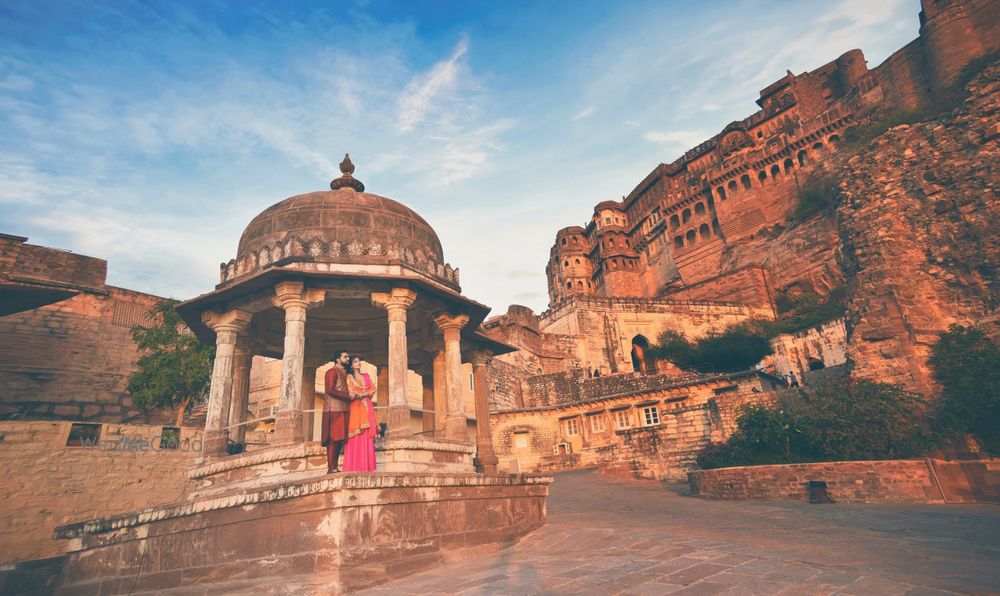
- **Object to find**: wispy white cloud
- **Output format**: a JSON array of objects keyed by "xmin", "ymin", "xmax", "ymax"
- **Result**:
[
  {"xmin": 643, "ymin": 129, "xmax": 709, "ymax": 147},
  {"xmin": 397, "ymin": 38, "xmax": 469, "ymax": 133},
  {"xmin": 573, "ymin": 105, "xmax": 594, "ymax": 120}
]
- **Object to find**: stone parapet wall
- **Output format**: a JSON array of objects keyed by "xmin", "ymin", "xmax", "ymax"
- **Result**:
[
  {"xmin": 688, "ymin": 458, "xmax": 1000, "ymax": 503},
  {"xmin": 0, "ymin": 421, "xmax": 201, "ymax": 565}
]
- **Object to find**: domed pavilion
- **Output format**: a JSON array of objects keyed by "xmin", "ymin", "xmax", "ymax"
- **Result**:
[
  {"xmin": 176, "ymin": 154, "xmax": 507, "ymax": 472},
  {"xmin": 52, "ymin": 156, "xmax": 551, "ymax": 594}
]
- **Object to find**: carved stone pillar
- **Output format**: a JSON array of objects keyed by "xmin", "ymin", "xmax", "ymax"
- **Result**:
[
  {"xmin": 434, "ymin": 313, "xmax": 469, "ymax": 441},
  {"xmin": 227, "ymin": 337, "xmax": 253, "ymax": 446},
  {"xmin": 471, "ymin": 350, "xmax": 499, "ymax": 473},
  {"xmin": 432, "ymin": 350, "xmax": 447, "ymax": 433},
  {"xmin": 372, "ymin": 288, "xmax": 417, "ymax": 438},
  {"xmin": 201, "ymin": 309, "xmax": 252, "ymax": 457},
  {"xmin": 272, "ymin": 281, "xmax": 322, "ymax": 445},
  {"xmin": 421, "ymin": 372, "xmax": 435, "ymax": 434}
]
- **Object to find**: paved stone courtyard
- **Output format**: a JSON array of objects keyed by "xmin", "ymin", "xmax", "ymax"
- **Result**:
[{"xmin": 359, "ymin": 469, "xmax": 1000, "ymax": 595}]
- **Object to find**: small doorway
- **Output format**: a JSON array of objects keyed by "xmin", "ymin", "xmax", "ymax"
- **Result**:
[{"xmin": 631, "ymin": 335, "xmax": 655, "ymax": 374}]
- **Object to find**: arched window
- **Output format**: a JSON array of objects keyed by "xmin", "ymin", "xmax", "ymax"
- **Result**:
[
  {"xmin": 784, "ymin": 157, "xmax": 794, "ymax": 173},
  {"xmin": 699, "ymin": 223, "xmax": 710, "ymax": 240},
  {"xmin": 670, "ymin": 214, "xmax": 680, "ymax": 229},
  {"xmin": 770, "ymin": 164, "xmax": 782, "ymax": 180},
  {"xmin": 572, "ymin": 237, "xmax": 579, "ymax": 245},
  {"xmin": 686, "ymin": 229, "xmax": 697, "ymax": 245},
  {"xmin": 812, "ymin": 142, "xmax": 824, "ymax": 153},
  {"xmin": 609, "ymin": 238, "xmax": 616, "ymax": 248},
  {"xmin": 578, "ymin": 281, "xmax": 584, "ymax": 288},
  {"xmin": 564, "ymin": 260, "xmax": 569, "ymax": 267},
  {"xmin": 566, "ymin": 282, "xmax": 572, "ymax": 289},
  {"xmin": 797, "ymin": 150, "xmax": 808, "ymax": 167},
  {"xmin": 682, "ymin": 208, "xmax": 692, "ymax": 223},
  {"xmin": 561, "ymin": 238, "xmax": 567, "ymax": 245},
  {"xmin": 758, "ymin": 170, "xmax": 767, "ymax": 185},
  {"xmin": 728, "ymin": 180, "xmax": 738, "ymax": 194},
  {"xmin": 717, "ymin": 186, "xmax": 726, "ymax": 201},
  {"xmin": 828, "ymin": 134, "xmax": 840, "ymax": 145},
  {"xmin": 741, "ymin": 174, "xmax": 752, "ymax": 190},
  {"xmin": 575, "ymin": 258, "xmax": 580, "ymax": 264},
  {"xmin": 674, "ymin": 235, "xmax": 684, "ymax": 249},
  {"xmin": 695, "ymin": 202, "xmax": 706, "ymax": 215}
]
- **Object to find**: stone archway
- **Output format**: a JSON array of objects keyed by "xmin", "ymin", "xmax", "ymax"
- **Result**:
[{"xmin": 630, "ymin": 335, "xmax": 655, "ymax": 374}]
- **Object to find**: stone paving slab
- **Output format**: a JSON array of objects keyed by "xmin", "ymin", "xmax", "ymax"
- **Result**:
[{"xmin": 357, "ymin": 469, "xmax": 1000, "ymax": 595}]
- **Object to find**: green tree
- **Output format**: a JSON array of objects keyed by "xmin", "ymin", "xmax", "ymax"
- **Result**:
[
  {"xmin": 651, "ymin": 321, "xmax": 773, "ymax": 373},
  {"xmin": 929, "ymin": 325, "xmax": 1000, "ymax": 453},
  {"xmin": 127, "ymin": 299, "xmax": 215, "ymax": 427},
  {"xmin": 798, "ymin": 379, "xmax": 931, "ymax": 460}
]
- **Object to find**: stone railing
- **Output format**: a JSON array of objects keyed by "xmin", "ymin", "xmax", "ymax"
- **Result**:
[{"xmin": 219, "ymin": 237, "xmax": 460, "ymax": 290}]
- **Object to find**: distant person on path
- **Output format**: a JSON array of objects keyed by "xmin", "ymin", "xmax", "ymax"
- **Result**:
[
  {"xmin": 343, "ymin": 355, "xmax": 378, "ymax": 473},
  {"xmin": 787, "ymin": 371, "xmax": 800, "ymax": 388}
]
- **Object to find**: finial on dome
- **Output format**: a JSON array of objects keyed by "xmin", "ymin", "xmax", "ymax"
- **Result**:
[{"xmin": 330, "ymin": 153, "xmax": 365, "ymax": 192}]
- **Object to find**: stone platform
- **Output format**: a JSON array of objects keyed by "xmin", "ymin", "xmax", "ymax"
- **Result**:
[{"xmin": 51, "ymin": 471, "xmax": 552, "ymax": 595}]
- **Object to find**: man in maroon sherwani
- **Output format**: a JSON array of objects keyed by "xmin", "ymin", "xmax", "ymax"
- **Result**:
[{"xmin": 323, "ymin": 350, "xmax": 353, "ymax": 473}]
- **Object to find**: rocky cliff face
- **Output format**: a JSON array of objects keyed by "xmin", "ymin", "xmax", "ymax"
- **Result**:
[{"xmin": 838, "ymin": 62, "xmax": 1000, "ymax": 394}]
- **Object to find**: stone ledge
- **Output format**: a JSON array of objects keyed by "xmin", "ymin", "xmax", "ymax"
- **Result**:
[{"xmin": 54, "ymin": 472, "xmax": 554, "ymax": 540}]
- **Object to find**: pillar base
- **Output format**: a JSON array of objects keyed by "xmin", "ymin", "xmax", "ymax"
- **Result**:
[
  {"xmin": 475, "ymin": 452, "xmax": 500, "ymax": 474},
  {"xmin": 444, "ymin": 415, "xmax": 467, "ymax": 442},
  {"xmin": 202, "ymin": 430, "xmax": 229, "ymax": 458},
  {"xmin": 272, "ymin": 410, "xmax": 304, "ymax": 445}
]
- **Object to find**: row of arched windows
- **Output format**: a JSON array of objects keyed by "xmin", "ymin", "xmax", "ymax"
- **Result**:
[
  {"xmin": 713, "ymin": 136, "xmax": 838, "ymax": 202},
  {"xmin": 673, "ymin": 219, "xmax": 720, "ymax": 249}
]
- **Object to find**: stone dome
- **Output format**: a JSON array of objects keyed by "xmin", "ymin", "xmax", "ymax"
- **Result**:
[{"xmin": 220, "ymin": 155, "xmax": 458, "ymax": 290}]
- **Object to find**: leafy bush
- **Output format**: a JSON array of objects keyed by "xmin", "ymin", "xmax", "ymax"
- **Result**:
[
  {"xmin": 929, "ymin": 325, "xmax": 1000, "ymax": 453},
  {"xmin": 763, "ymin": 286, "xmax": 847, "ymax": 337},
  {"xmin": 698, "ymin": 378, "xmax": 932, "ymax": 469},
  {"xmin": 651, "ymin": 321, "xmax": 773, "ymax": 373}
]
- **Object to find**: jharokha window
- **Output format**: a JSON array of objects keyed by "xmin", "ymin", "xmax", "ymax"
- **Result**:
[
  {"xmin": 564, "ymin": 418, "xmax": 580, "ymax": 436},
  {"xmin": 641, "ymin": 406, "xmax": 660, "ymax": 427}
]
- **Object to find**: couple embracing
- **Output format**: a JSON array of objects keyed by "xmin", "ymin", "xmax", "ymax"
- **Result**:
[{"xmin": 321, "ymin": 350, "xmax": 379, "ymax": 474}]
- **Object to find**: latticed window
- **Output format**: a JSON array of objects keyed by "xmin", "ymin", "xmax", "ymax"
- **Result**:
[
  {"xmin": 641, "ymin": 406, "xmax": 660, "ymax": 427},
  {"xmin": 614, "ymin": 409, "xmax": 632, "ymax": 430}
]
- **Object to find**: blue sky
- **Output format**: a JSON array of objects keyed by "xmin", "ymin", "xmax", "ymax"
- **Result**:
[{"xmin": 0, "ymin": 0, "xmax": 919, "ymax": 313}]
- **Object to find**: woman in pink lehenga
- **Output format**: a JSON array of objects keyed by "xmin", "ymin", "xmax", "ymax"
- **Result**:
[{"xmin": 343, "ymin": 355, "xmax": 378, "ymax": 472}]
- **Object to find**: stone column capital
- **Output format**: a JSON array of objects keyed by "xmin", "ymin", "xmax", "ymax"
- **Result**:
[
  {"xmin": 201, "ymin": 309, "xmax": 253, "ymax": 334},
  {"xmin": 470, "ymin": 349, "xmax": 493, "ymax": 367},
  {"xmin": 433, "ymin": 313, "xmax": 469, "ymax": 335},
  {"xmin": 372, "ymin": 288, "xmax": 417, "ymax": 323},
  {"xmin": 272, "ymin": 281, "xmax": 325, "ymax": 312},
  {"xmin": 371, "ymin": 288, "xmax": 417, "ymax": 311}
]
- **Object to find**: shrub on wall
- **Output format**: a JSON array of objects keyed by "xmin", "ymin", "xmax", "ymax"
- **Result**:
[
  {"xmin": 698, "ymin": 378, "xmax": 931, "ymax": 469},
  {"xmin": 764, "ymin": 286, "xmax": 847, "ymax": 337},
  {"xmin": 792, "ymin": 174, "xmax": 840, "ymax": 222},
  {"xmin": 651, "ymin": 321, "xmax": 773, "ymax": 374},
  {"xmin": 929, "ymin": 325, "xmax": 1000, "ymax": 454}
]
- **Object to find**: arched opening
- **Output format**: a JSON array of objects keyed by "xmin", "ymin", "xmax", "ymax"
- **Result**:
[
  {"xmin": 740, "ymin": 174, "xmax": 752, "ymax": 190},
  {"xmin": 699, "ymin": 223, "xmax": 710, "ymax": 240},
  {"xmin": 630, "ymin": 335, "xmax": 655, "ymax": 374},
  {"xmin": 717, "ymin": 186, "xmax": 726, "ymax": 201},
  {"xmin": 566, "ymin": 282, "xmax": 572, "ymax": 289},
  {"xmin": 784, "ymin": 158, "xmax": 794, "ymax": 173},
  {"xmin": 572, "ymin": 237, "xmax": 579, "ymax": 245},
  {"xmin": 807, "ymin": 357, "xmax": 826, "ymax": 371},
  {"xmin": 828, "ymin": 134, "xmax": 840, "ymax": 146},
  {"xmin": 797, "ymin": 150, "xmax": 808, "ymax": 167},
  {"xmin": 674, "ymin": 235, "xmax": 684, "ymax": 249},
  {"xmin": 758, "ymin": 170, "xmax": 767, "ymax": 185},
  {"xmin": 686, "ymin": 229, "xmax": 697, "ymax": 245},
  {"xmin": 561, "ymin": 238, "xmax": 567, "ymax": 245},
  {"xmin": 682, "ymin": 208, "xmax": 692, "ymax": 224},
  {"xmin": 577, "ymin": 281, "xmax": 584, "ymax": 288},
  {"xmin": 670, "ymin": 214, "xmax": 680, "ymax": 229},
  {"xmin": 695, "ymin": 202, "xmax": 706, "ymax": 215},
  {"xmin": 563, "ymin": 260, "xmax": 569, "ymax": 267},
  {"xmin": 728, "ymin": 180, "xmax": 738, "ymax": 194},
  {"xmin": 770, "ymin": 164, "xmax": 782, "ymax": 181},
  {"xmin": 575, "ymin": 258, "xmax": 580, "ymax": 264},
  {"xmin": 812, "ymin": 142, "xmax": 824, "ymax": 153}
]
